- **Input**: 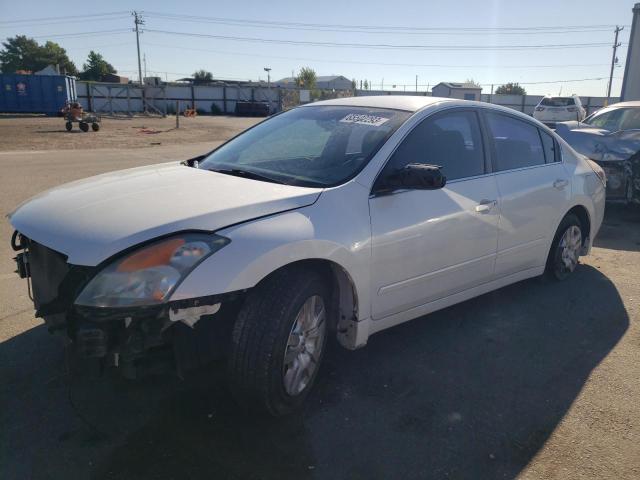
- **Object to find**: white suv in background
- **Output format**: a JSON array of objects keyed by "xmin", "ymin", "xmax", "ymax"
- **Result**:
[{"xmin": 533, "ymin": 95, "xmax": 587, "ymax": 127}]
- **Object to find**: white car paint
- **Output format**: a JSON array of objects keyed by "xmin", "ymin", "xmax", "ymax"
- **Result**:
[
  {"xmin": 533, "ymin": 95, "xmax": 587, "ymax": 126},
  {"xmin": 9, "ymin": 163, "xmax": 321, "ymax": 265},
  {"xmin": 9, "ymin": 96, "xmax": 605, "ymax": 350}
]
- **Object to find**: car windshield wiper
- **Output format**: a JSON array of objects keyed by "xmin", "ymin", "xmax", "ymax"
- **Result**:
[{"xmin": 208, "ymin": 167, "xmax": 287, "ymax": 185}]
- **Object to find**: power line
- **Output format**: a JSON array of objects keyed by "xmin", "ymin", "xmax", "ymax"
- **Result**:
[
  {"xmin": 0, "ymin": 11, "xmax": 130, "ymax": 25},
  {"xmin": 0, "ymin": 16, "xmax": 130, "ymax": 29},
  {"xmin": 144, "ymin": 29, "xmax": 621, "ymax": 50},
  {"xmin": 141, "ymin": 41, "xmax": 617, "ymax": 69},
  {"xmin": 143, "ymin": 12, "xmax": 625, "ymax": 36},
  {"xmin": 30, "ymin": 29, "xmax": 131, "ymax": 39},
  {"xmin": 143, "ymin": 12, "xmax": 627, "ymax": 33}
]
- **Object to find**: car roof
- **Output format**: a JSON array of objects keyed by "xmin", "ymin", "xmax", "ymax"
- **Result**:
[
  {"xmin": 302, "ymin": 95, "xmax": 545, "ymax": 124},
  {"xmin": 607, "ymin": 100, "xmax": 640, "ymax": 108},
  {"xmin": 301, "ymin": 95, "xmax": 455, "ymax": 112}
]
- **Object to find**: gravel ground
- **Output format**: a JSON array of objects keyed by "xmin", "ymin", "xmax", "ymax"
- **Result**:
[
  {"xmin": 0, "ymin": 115, "xmax": 261, "ymax": 152},
  {"xmin": 0, "ymin": 136, "xmax": 638, "ymax": 479}
]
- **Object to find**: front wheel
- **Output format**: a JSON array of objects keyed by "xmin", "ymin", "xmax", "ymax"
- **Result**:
[
  {"xmin": 79, "ymin": 122, "xmax": 89, "ymax": 132},
  {"xmin": 228, "ymin": 267, "xmax": 329, "ymax": 416},
  {"xmin": 65, "ymin": 121, "xmax": 73, "ymax": 131},
  {"xmin": 546, "ymin": 213, "xmax": 583, "ymax": 281}
]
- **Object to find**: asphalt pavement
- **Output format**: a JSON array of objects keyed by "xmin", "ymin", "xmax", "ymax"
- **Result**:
[{"xmin": 1, "ymin": 145, "xmax": 638, "ymax": 480}]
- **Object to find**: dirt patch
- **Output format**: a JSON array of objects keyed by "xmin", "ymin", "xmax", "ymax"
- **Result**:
[{"xmin": 0, "ymin": 115, "xmax": 262, "ymax": 151}]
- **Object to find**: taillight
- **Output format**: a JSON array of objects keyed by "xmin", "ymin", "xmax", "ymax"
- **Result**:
[
  {"xmin": 535, "ymin": 106, "xmax": 545, "ymax": 111},
  {"xmin": 567, "ymin": 107, "xmax": 577, "ymax": 112}
]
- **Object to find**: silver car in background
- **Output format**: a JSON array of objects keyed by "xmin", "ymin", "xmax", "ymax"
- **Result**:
[{"xmin": 555, "ymin": 101, "xmax": 640, "ymax": 204}]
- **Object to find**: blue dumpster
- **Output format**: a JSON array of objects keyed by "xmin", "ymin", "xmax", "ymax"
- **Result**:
[{"xmin": 0, "ymin": 74, "xmax": 77, "ymax": 115}]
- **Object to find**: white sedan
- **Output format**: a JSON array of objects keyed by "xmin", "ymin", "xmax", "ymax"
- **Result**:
[{"xmin": 9, "ymin": 96, "xmax": 606, "ymax": 415}]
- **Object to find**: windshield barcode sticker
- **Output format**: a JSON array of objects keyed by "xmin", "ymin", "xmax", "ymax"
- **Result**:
[{"xmin": 339, "ymin": 114, "xmax": 390, "ymax": 126}]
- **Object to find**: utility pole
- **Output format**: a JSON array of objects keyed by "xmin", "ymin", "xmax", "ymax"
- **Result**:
[
  {"xmin": 133, "ymin": 11, "xmax": 145, "ymax": 112},
  {"xmin": 607, "ymin": 25, "xmax": 623, "ymax": 102},
  {"xmin": 143, "ymin": 53, "xmax": 147, "ymax": 79},
  {"xmin": 415, "ymin": 75, "xmax": 418, "ymax": 92},
  {"xmin": 133, "ymin": 12, "xmax": 144, "ymax": 85}
]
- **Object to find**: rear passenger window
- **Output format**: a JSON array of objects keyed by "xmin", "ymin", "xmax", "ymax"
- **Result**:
[
  {"xmin": 383, "ymin": 110, "xmax": 485, "ymax": 181},
  {"xmin": 539, "ymin": 130, "xmax": 557, "ymax": 163},
  {"xmin": 485, "ymin": 112, "xmax": 546, "ymax": 171}
]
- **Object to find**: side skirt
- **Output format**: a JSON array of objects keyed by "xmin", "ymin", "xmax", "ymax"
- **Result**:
[{"xmin": 344, "ymin": 266, "xmax": 545, "ymax": 349}]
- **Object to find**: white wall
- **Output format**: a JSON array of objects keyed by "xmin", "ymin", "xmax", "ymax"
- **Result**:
[{"xmin": 622, "ymin": 3, "xmax": 640, "ymax": 101}]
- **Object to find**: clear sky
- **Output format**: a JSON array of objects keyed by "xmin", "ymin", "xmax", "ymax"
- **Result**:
[{"xmin": 0, "ymin": 0, "xmax": 636, "ymax": 96}]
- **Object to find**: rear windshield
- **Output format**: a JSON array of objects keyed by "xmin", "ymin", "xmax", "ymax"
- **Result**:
[
  {"xmin": 540, "ymin": 97, "xmax": 576, "ymax": 107},
  {"xmin": 199, "ymin": 106, "xmax": 410, "ymax": 187}
]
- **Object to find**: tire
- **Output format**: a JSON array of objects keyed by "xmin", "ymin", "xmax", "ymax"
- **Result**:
[
  {"xmin": 228, "ymin": 267, "xmax": 329, "ymax": 416},
  {"xmin": 65, "ymin": 121, "xmax": 73, "ymax": 131},
  {"xmin": 79, "ymin": 122, "xmax": 89, "ymax": 132},
  {"xmin": 91, "ymin": 122, "xmax": 100, "ymax": 132},
  {"xmin": 546, "ymin": 213, "xmax": 583, "ymax": 281}
]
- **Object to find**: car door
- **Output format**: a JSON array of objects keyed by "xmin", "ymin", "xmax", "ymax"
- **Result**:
[
  {"xmin": 369, "ymin": 109, "xmax": 500, "ymax": 320},
  {"xmin": 482, "ymin": 111, "xmax": 571, "ymax": 278}
]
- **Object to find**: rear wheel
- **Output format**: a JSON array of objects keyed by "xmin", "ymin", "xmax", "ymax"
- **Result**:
[
  {"xmin": 79, "ymin": 122, "xmax": 89, "ymax": 132},
  {"xmin": 65, "ymin": 121, "xmax": 73, "ymax": 131},
  {"xmin": 228, "ymin": 267, "xmax": 329, "ymax": 416},
  {"xmin": 546, "ymin": 213, "xmax": 583, "ymax": 281},
  {"xmin": 91, "ymin": 122, "xmax": 100, "ymax": 132}
]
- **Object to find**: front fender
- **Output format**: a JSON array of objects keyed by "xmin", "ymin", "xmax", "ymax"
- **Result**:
[{"xmin": 170, "ymin": 183, "xmax": 372, "ymax": 320}]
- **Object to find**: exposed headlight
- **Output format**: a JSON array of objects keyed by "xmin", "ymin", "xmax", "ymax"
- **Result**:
[{"xmin": 75, "ymin": 233, "xmax": 229, "ymax": 307}]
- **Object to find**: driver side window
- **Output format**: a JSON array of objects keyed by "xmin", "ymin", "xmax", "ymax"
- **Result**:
[{"xmin": 381, "ymin": 110, "xmax": 486, "ymax": 182}]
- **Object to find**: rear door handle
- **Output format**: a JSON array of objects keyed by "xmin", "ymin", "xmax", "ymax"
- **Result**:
[
  {"xmin": 553, "ymin": 179, "xmax": 569, "ymax": 189},
  {"xmin": 475, "ymin": 199, "xmax": 497, "ymax": 213}
]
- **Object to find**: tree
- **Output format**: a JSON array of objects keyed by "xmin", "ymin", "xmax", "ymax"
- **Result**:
[
  {"xmin": 465, "ymin": 78, "xmax": 481, "ymax": 87},
  {"xmin": 79, "ymin": 51, "xmax": 116, "ymax": 81},
  {"xmin": 0, "ymin": 35, "xmax": 77, "ymax": 74},
  {"xmin": 193, "ymin": 69, "xmax": 214, "ymax": 84},
  {"xmin": 295, "ymin": 67, "xmax": 317, "ymax": 89},
  {"xmin": 363, "ymin": 79, "xmax": 369, "ymax": 90},
  {"xmin": 495, "ymin": 82, "xmax": 526, "ymax": 95},
  {"xmin": 351, "ymin": 78, "xmax": 357, "ymax": 90}
]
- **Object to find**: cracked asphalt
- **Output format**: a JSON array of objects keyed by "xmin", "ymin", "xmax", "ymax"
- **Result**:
[{"xmin": 0, "ymin": 137, "xmax": 639, "ymax": 480}]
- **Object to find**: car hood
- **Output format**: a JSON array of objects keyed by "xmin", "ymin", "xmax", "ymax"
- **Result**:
[
  {"xmin": 9, "ymin": 162, "xmax": 322, "ymax": 265},
  {"xmin": 555, "ymin": 122, "xmax": 640, "ymax": 161}
]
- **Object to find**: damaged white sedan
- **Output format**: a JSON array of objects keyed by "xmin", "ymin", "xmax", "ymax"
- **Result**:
[{"xmin": 9, "ymin": 96, "xmax": 605, "ymax": 415}]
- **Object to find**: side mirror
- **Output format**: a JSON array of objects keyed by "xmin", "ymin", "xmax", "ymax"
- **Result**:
[{"xmin": 376, "ymin": 163, "xmax": 446, "ymax": 194}]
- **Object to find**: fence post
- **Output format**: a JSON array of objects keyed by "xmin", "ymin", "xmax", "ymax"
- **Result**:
[
  {"xmin": 521, "ymin": 95, "xmax": 526, "ymax": 113},
  {"xmin": 223, "ymin": 86, "xmax": 227, "ymax": 114},
  {"xmin": 176, "ymin": 100, "xmax": 179, "ymax": 129},
  {"xmin": 87, "ymin": 83, "xmax": 93, "ymax": 112}
]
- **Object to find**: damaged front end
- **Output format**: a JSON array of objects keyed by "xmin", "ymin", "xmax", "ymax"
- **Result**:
[
  {"xmin": 595, "ymin": 150, "xmax": 640, "ymax": 204},
  {"xmin": 11, "ymin": 232, "xmax": 243, "ymax": 378}
]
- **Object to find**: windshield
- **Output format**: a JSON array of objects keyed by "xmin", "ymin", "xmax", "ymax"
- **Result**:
[
  {"xmin": 583, "ymin": 107, "xmax": 640, "ymax": 131},
  {"xmin": 199, "ymin": 106, "xmax": 410, "ymax": 187},
  {"xmin": 540, "ymin": 97, "xmax": 576, "ymax": 107}
]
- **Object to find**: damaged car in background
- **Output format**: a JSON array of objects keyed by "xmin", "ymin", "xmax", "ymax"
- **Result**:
[
  {"xmin": 555, "ymin": 100, "xmax": 640, "ymax": 204},
  {"xmin": 9, "ymin": 96, "xmax": 605, "ymax": 416}
]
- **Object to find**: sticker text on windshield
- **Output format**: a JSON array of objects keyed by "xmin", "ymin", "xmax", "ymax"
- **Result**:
[{"xmin": 339, "ymin": 114, "xmax": 390, "ymax": 127}]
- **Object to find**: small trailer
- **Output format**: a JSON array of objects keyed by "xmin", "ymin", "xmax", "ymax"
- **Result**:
[{"xmin": 62, "ymin": 102, "xmax": 101, "ymax": 132}]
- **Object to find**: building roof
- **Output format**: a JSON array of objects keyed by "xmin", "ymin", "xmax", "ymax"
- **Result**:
[{"xmin": 434, "ymin": 82, "xmax": 482, "ymax": 90}]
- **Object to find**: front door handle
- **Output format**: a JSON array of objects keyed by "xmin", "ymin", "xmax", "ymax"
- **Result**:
[
  {"xmin": 475, "ymin": 199, "xmax": 497, "ymax": 213},
  {"xmin": 553, "ymin": 179, "xmax": 569, "ymax": 189}
]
